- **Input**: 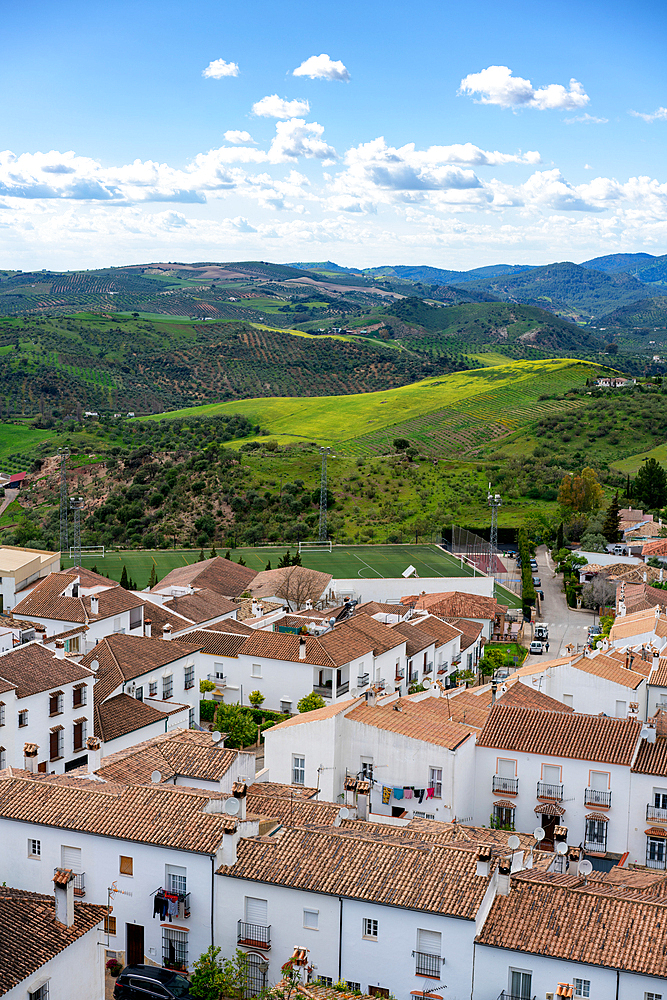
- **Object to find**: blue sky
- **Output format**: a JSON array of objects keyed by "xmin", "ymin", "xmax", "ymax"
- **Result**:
[{"xmin": 1, "ymin": 0, "xmax": 666, "ymax": 269}]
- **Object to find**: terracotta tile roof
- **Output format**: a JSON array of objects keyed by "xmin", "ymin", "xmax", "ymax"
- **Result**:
[
  {"xmin": 408, "ymin": 614, "xmax": 463, "ymax": 646},
  {"xmin": 643, "ymin": 539, "xmax": 667, "ymax": 557},
  {"xmin": 477, "ymin": 869, "xmax": 667, "ymax": 978},
  {"xmin": 625, "ymin": 520, "xmax": 664, "ymax": 538},
  {"xmin": 435, "ymin": 688, "xmax": 492, "ymax": 730},
  {"xmin": 650, "ymin": 656, "xmax": 667, "ymax": 686},
  {"xmin": 632, "ymin": 736, "xmax": 667, "ymax": 776},
  {"xmin": 274, "ymin": 985, "xmax": 374, "ymax": 1000},
  {"xmin": 0, "ymin": 771, "xmax": 237, "ymax": 851},
  {"xmin": 235, "ymin": 598, "xmax": 285, "ymax": 622},
  {"xmin": 42, "ymin": 624, "xmax": 89, "ymax": 645},
  {"xmin": 81, "ymin": 632, "xmax": 202, "ymax": 705},
  {"xmin": 173, "ymin": 630, "xmax": 248, "ymax": 658},
  {"xmin": 0, "ymin": 886, "xmax": 107, "ymax": 993},
  {"xmin": 610, "ymin": 606, "xmax": 667, "ymax": 641},
  {"xmin": 495, "ymin": 682, "xmax": 573, "ymax": 713},
  {"xmin": 318, "ymin": 623, "xmax": 377, "ymax": 664},
  {"xmin": 389, "ymin": 621, "xmax": 434, "ymax": 657},
  {"xmin": 93, "ymin": 728, "xmax": 245, "ymax": 783},
  {"xmin": 0, "ymin": 642, "xmax": 93, "ymax": 699},
  {"xmin": 249, "ymin": 566, "xmax": 332, "ymax": 602},
  {"xmin": 249, "ymin": 782, "xmax": 319, "ymax": 799},
  {"xmin": 162, "ymin": 588, "xmax": 238, "ymax": 623},
  {"xmin": 342, "ymin": 612, "xmax": 406, "ymax": 655},
  {"xmin": 355, "ymin": 601, "xmax": 409, "ymax": 618},
  {"xmin": 152, "ymin": 556, "xmax": 257, "ymax": 599},
  {"xmin": 95, "ymin": 693, "xmax": 177, "ymax": 743},
  {"xmin": 72, "ymin": 566, "xmax": 121, "ymax": 589},
  {"xmin": 477, "ymin": 703, "xmax": 642, "ymax": 764},
  {"xmin": 12, "ymin": 572, "xmax": 145, "ymax": 624},
  {"xmin": 573, "ymin": 652, "xmax": 646, "ymax": 689},
  {"xmin": 203, "ymin": 618, "xmax": 255, "ymax": 635},
  {"xmin": 138, "ymin": 600, "xmax": 192, "ymax": 634},
  {"xmin": 345, "ymin": 697, "xmax": 475, "ymax": 749},
  {"xmin": 505, "ymin": 655, "xmax": 577, "ymax": 681},
  {"xmin": 218, "ymin": 825, "xmax": 499, "ymax": 919},
  {"xmin": 267, "ymin": 697, "xmax": 362, "ymax": 730},
  {"xmin": 246, "ymin": 792, "xmax": 341, "ymax": 827},
  {"xmin": 238, "ymin": 630, "xmax": 334, "ymax": 667},
  {"xmin": 440, "ymin": 618, "xmax": 484, "ymax": 650},
  {"xmin": 404, "ymin": 591, "xmax": 506, "ymax": 619}
]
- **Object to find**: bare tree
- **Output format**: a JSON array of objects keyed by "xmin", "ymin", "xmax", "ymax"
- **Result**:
[
  {"xmin": 581, "ymin": 575, "xmax": 617, "ymax": 610},
  {"xmin": 275, "ymin": 566, "xmax": 325, "ymax": 611}
]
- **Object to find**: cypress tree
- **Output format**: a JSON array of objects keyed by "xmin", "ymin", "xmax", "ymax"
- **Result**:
[
  {"xmin": 602, "ymin": 493, "xmax": 622, "ymax": 542},
  {"xmin": 556, "ymin": 521, "xmax": 564, "ymax": 552},
  {"xmin": 149, "ymin": 564, "xmax": 158, "ymax": 588},
  {"xmin": 199, "ymin": 548, "xmax": 205, "ymax": 562},
  {"xmin": 210, "ymin": 544, "xmax": 217, "ymax": 558},
  {"xmin": 265, "ymin": 559, "xmax": 272, "ymax": 570},
  {"xmin": 119, "ymin": 565, "xmax": 129, "ymax": 589}
]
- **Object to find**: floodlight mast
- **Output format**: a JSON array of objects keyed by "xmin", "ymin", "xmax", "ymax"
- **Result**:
[
  {"xmin": 319, "ymin": 447, "xmax": 333, "ymax": 542},
  {"xmin": 69, "ymin": 496, "xmax": 85, "ymax": 567},
  {"xmin": 58, "ymin": 447, "xmax": 70, "ymax": 553},
  {"xmin": 487, "ymin": 485, "xmax": 502, "ymax": 580}
]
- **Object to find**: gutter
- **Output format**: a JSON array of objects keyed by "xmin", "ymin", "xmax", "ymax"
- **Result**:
[{"xmin": 338, "ymin": 895, "xmax": 343, "ymax": 980}]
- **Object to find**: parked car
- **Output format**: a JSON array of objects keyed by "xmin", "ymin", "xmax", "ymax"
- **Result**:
[
  {"xmin": 114, "ymin": 966, "xmax": 191, "ymax": 999},
  {"xmin": 532, "ymin": 576, "xmax": 542, "ymax": 587},
  {"xmin": 530, "ymin": 559, "xmax": 538, "ymax": 570},
  {"xmin": 535, "ymin": 626, "xmax": 549, "ymax": 640},
  {"xmin": 529, "ymin": 641, "xmax": 543, "ymax": 655}
]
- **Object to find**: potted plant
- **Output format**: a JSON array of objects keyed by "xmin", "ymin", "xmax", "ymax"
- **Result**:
[{"xmin": 106, "ymin": 958, "xmax": 122, "ymax": 978}]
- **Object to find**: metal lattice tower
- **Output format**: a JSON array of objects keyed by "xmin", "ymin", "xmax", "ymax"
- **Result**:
[
  {"xmin": 58, "ymin": 447, "xmax": 69, "ymax": 553},
  {"xmin": 319, "ymin": 447, "xmax": 332, "ymax": 541},
  {"xmin": 69, "ymin": 496, "xmax": 85, "ymax": 567},
  {"xmin": 488, "ymin": 485, "xmax": 502, "ymax": 580}
]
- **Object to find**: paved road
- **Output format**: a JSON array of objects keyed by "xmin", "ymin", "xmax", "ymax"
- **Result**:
[
  {"xmin": 521, "ymin": 544, "xmax": 597, "ymax": 666},
  {"xmin": 0, "ymin": 488, "xmax": 18, "ymax": 517}
]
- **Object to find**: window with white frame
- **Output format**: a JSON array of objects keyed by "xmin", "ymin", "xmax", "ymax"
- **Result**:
[
  {"xmin": 318, "ymin": 978, "xmax": 333, "ymax": 987},
  {"xmin": 345, "ymin": 984, "xmax": 360, "ymax": 992},
  {"xmin": 251, "ymin": 663, "xmax": 262, "ymax": 678},
  {"xmin": 428, "ymin": 767, "xmax": 442, "ymax": 798},
  {"xmin": 509, "ymin": 969, "xmax": 532, "ymax": 999},
  {"xmin": 616, "ymin": 699, "xmax": 627, "ymax": 718},
  {"xmin": 645, "ymin": 992, "xmax": 663, "ymax": 1000},
  {"xmin": 292, "ymin": 755, "xmax": 305, "ymax": 785},
  {"xmin": 654, "ymin": 788, "xmax": 667, "ymax": 810},
  {"xmin": 29, "ymin": 984, "xmax": 49, "ymax": 1000},
  {"xmin": 162, "ymin": 675, "xmax": 173, "ymax": 699},
  {"xmin": 303, "ymin": 908, "xmax": 319, "ymax": 929},
  {"xmin": 18, "ymin": 709, "xmax": 28, "ymax": 728},
  {"xmin": 280, "ymin": 699, "xmax": 292, "ymax": 714},
  {"xmin": 162, "ymin": 927, "xmax": 187, "ymax": 971},
  {"xmin": 0, "ymin": 701, "xmax": 5, "ymax": 726},
  {"xmin": 72, "ymin": 685, "xmax": 86, "ymax": 708},
  {"xmin": 0, "ymin": 746, "xmax": 5, "ymax": 769},
  {"xmin": 149, "ymin": 680, "xmax": 158, "ymax": 697},
  {"xmin": 360, "ymin": 758, "xmax": 374, "ymax": 781},
  {"xmin": 28, "ymin": 838, "xmax": 41, "ymax": 858},
  {"xmin": 166, "ymin": 864, "xmax": 187, "ymax": 896},
  {"xmin": 184, "ymin": 665, "xmax": 194, "ymax": 690},
  {"xmin": 188, "ymin": 707, "xmax": 195, "ymax": 728},
  {"xmin": 574, "ymin": 980, "xmax": 590, "ymax": 998},
  {"xmin": 362, "ymin": 918, "xmax": 378, "ymax": 939}
]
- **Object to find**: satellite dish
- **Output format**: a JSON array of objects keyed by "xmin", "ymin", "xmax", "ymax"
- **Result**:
[
  {"xmin": 385, "ymin": 683, "xmax": 395, "ymax": 695},
  {"xmin": 422, "ymin": 677, "xmax": 431, "ymax": 689},
  {"xmin": 507, "ymin": 835, "xmax": 521, "ymax": 851},
  {"xmin": 339, "ymin": 807, "xmax": 350, "ymax": 820},
  {"xmin": 534, "ymin": 827, "xmax": 546, "ymax": 842},
  {"xmin": 211, "ymin": 731, "xmax": 222, "ymax": 743},
  {"xmin": 556, "ymin": 841, "xmax": 568, "ymax": 855},
  {"xmin": 90, "ymin": 659, "xmax": 99, "ymax": 672},
  {"xmin": 578, "ymin": 859, "xmax": 593, "ymax": 876},
  {"xmin": 351, "ymin": 689, "xmax": 358, "ymax": 698},
  {"xmin": 150, "ymin": 770, "xmax": 162, "ymax": 784},
  {"xmin": 224, "ymin": 797, "xmax": 240, "ymax": 816}
]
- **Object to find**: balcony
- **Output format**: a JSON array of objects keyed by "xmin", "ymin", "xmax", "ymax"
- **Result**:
[
  {"xmin": 395, "ymin": 669, "xmax": 405, "ymax": 680},
  {"xmin": 493, "ymin": 775, "xmax": 519, "ymax": 795},
  {"xmin": 423, "ymin": 661, "xmax": 433, "ymax": 675},
  {"xmin": 337, "ymin": 681, "xmax": 349, "ymax": 696},
  {"xmin": 585, "ymin": 788, "xmax": 612, "ymax": 808},
  {"xmin": 497, "ymin": 994, "xmax": 536, "ymax": 1000},
  {"xmin": 647, "ymin": 804, "xmax": 667, "ymax": 822},
  {"xmin": 412, "ymin": 951, "xmax": 443, "ymax": 978},
  {"xmin": 357, "ymin": 673, "xmax": 370, "ymax": 687},
  {"xmin": 536, "ymin": 781, "xmax": 564, "ymax": 801},
  {"xmin": 313, "ymin": 684, "xmax": 332, "ymax": 700},
  {"xmin": 54, "ymin": 869, "xmax": 85, "ymax": 896},
  {"xmin": 207, "ymin": 672, "xmax": 226, "ymax": 688},
  {"xmin": 154, "ymin": 888, "xmax": 191, "ymax": 918},
  {"xmin": 584, "ymin": 840, "xmax": 607, "ymax": 854},
  {"xmin": 237, "ymin": 920, "xmax": 271, "ymax": 949},
  {"xmin": 376, "ymin": 678, "xmax": 386, "ymax": 690}
]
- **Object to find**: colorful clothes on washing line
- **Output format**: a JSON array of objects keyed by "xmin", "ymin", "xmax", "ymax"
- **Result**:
[
  {"xmin": 426, "ymin": 786, "xmax": 435, "ymax": 800},
  {"xmin": 403, "ymin": 787, "xmax": 413, "ymax": 799},
  {"xmin": 382, "ymin": 785, "xmax": 391, "ymax": 804},
  {"xmin": 393, "ymin": 787, "xmax": 404, "ymax": 800},
  {"xmin": 415, "ymin": 788, "xmax": 425, "ymax": 803}
]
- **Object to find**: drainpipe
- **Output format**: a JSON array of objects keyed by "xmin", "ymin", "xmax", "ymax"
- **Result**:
[
  {"xmin": 470, "ymin": 939, "xmax": 476, "ymax": 1000},
  {"xmin": 338, "ymin": 896, "xmax": 343, "ymax": 981},
  {"xmin": 210, "ymin": 855, "xmax": 215, "ymax": 950},
  {"xmin": 615, "ymin": 968, "xmax": 619, "ymax": 1000}
]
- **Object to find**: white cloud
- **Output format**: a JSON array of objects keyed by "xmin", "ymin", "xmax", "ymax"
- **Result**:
[
  {"xmin": 268, "ymin": 119, "xmax": 337, "ymax": 163},
  {"xmin": 224, "ymin": 130, "xmax": 255, "ymax": 144},
  {"xmin": 202, "ymin": 59, "xmax": 239, "ymax": 79},
  {"xmin": 252, "ymin": 94, "xmax": 310, "ymax": 118},
  {"xmin": 292, "ymin": 53, "xmax": 350, "ymax": 81},
  {"xmin": 564, "ymin": 113, "xmax": 608, "ymax": 124},
  {"xmin": 629, "ymin": 107, "xmax": 667, "ymax": 123},
  {"xmin": 459, "ymin": 65, "xmax": 589, "ymax": 110}
]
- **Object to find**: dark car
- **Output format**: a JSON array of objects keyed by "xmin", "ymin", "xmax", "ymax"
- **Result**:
[
  {"xmin": 532, "ymin": 576, "xmax": 541, "ymax": 587},
  {"xmin": 114, "ymin": 966, "xmax": 191, "ymax": 999}
]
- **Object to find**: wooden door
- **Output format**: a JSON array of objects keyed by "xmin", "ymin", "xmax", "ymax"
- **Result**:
[{"xmin": 126, "ymin": 923, "xmax": 144, "ymax": 967}]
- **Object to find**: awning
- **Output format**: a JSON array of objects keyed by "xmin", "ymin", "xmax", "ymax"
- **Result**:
[
  {"xmin": 535, "ymin": 802, "xmax": 566, "ymax": 816},
  {"xmin": 645, "ymin": 827, "xmax": 667, "ymax": 837},
  {"xmin": 586, "ymin": 812, "xmax": 609, "ymax": 823},
  {"xmin": 493, "ymin": 800, "xmax": 516, "ymax": 809}
]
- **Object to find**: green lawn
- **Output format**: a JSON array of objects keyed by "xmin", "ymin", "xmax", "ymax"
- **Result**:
[{"xmin": 62, "ymin": 543, "xmax": 474, "ymax": 590}]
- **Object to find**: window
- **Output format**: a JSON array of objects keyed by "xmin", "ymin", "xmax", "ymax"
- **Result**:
[
  {"xmin": 104, "ymin": 915, "xmax": 117, "ymax": 935},
  {"xmin": 135, "ymin": 686, "xmax": 143, "ymax": 702},
  {"xmin": 65, "ymin": 637, "xmax": 80, "ymax": 654},
  {"xmin": 368, "ymin": 989, "xmax": 389, "ymax": 998},
  {"xmin": 510, "ymin": 970, "xmax": 532, "ymax": 1000},
  {"xmin": 49, "ymin": 727, "xmax": 64, "ymax": 760},
  {"xmin": 497, "ymin": 758, "xmax": 516, "ymax": 778},
  {"xmin": 303, "ymin": 908, "xmax": 319, "ymax": 929},
  {"xmin": 113, "ymin": 617, "xmax": 122, "ymax": 633},
  {"xmin": 246, "ymin": 954, "xmax": 268, "ymax": 996},
  {"xmin": 292, "ymin": 755, "xmax": 305, "ymax": 785},
  {"xmin": 149, "ymin": 680, "xmax": 158, "ymax": 697},
  {"xmin": 360, "ymin": 758, "xmax": 374, "ymax": 781},
  {"xmin": 647, "ymin": 837, "xmax": 667, "ymax": 869},
  {"xmin": 616, "ymin": 699, "xmax": 627, "ymax": 718},
  {"xmin": 72, "ymin": 685, "xmax": 86, "ymax": 708},
  {"xmin": 415, "ymin": 929, "xmax": 441, "ymax": 978},
  {"xmin": 184, "ymin": 665, "xmax": 194, "ymax": 690},
  {"xmin": 0, "ymin": 746, "xmax": 5, "ymax": 769},
  {"xmin": 574, "ymin": 980, "xmax": 590, "ymax": 998},
  {"xmin": 49, "ymin": 692, "xmax": 64, "ymax": 716},
  {"xmin": 318, "ymin": 979, "xmax": 333, "ymax": 988},
  {"xmin": 362, "ymin": 918, "xmax": 378, "ymax": 939},
  {"xmin": 28, "ymin": 838, "xmax": 41, "ymax": 858},
  {"xmin": 493, "ymin": 802, "xmax": 516, "ymax": 830},
  {"xmin": 646, "ymin": 993, "xmax": 663, "ymax": 1000},
  {"xmin": 413, "ymin": 811, "xmax": 436, "ymax": 820},
  {"xmin": 585, "ymin": 818, "xmax": 608, "ymax": 852},
  {"xmin": 654, "ymin": 790, "xmax": 667, "ymax": 810},
  {"xmin": 244, "ymin": 896, "xmax": 268, "ymax": 926},
  {"xmin": 29, "ymin": 985, "xmax": 49, "ymax": 1000},
  {"xmin": 73, "ymin": 719, "xmax": 86, "ymax": 752},
  {"xmin": 542, "ymin": 764, "xmax": 561, "ymax": 783},
  {"xmin": 188, "ymin": 707, "xmax": 195, "ymax": 729},
  {"xmin": 345, "ymin": 984, "xmax": 360, "ymax": 992},
  {"xmin": 166, "ymin": 864, "xmax": 187, "ymax": 896},
  {"xmin": 562, "ymin": 693, "xmax": 574, "ymax": 707},
  {"xmin": 162, "ymin": 928, "xmax": 188, "ymax": 971},
  {"xmin": 129, "ymin": 607, "xmax": 142, "ymax": 630},
  {"xmin": 251, "ymin": 663, "xmax": 262, "ymax": 678},
  {"xmin": 162, "ymin": 675, "xmax": 173, "ymax": 699},
  {"xmin": 119, "ymin": 855, "xmax": 133, "ymax": 876},
  {"xmin": 428, "ymin": 767, "xmax": 442, "ymax": 799},
  {"xmin": 280, "ymin": 700, "xmax": 292, "ymax": 714},
  {"xmin": 0, "ymin": 701, "xmax": 5, "ymax": 726},
  {"xmin": 18, "ymin": 710, "xmax": 28, "ymax": 728}
]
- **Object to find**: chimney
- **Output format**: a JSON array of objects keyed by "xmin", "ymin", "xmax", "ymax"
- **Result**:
[
  {"xmin": 364, "ymin": 688, "xmax": 376, "ymax": 707},
  {"xmin": 144, "ymin": 619, "xmax": 152, "ymax": 638},
  {"xmin": 163, "ymin": 624, "xmax": 172, "ymax": 640},
  {"xmin": 496, "ymin": 862, "xmax": 511, "ymax": 896},
  {"xmin": 298, "ymin": 636, "xmax": 306, "ymax": 660},
  {"xmin": 232, "ymin": 780, "xmax": 247, "ymax": 820},
  {"xmin": 476, "ymin": 849, "xmax": 491, "ymax": 877},
  {"xmin": 90, "ymin": 595, "xmax": 99, "ymax": 615},
  {"xmin": 653, "ymin": 650, "xmax": 661, "ymax": 674},
  {"xmin": 356, "ymin": 781, "xmax": 370, "ymax": 821},
  {"xmin": 86, "ymin": 735, "xmax": 102, "ymax": 773},
  {"xmin": 510, "ymin": 850, "xmax": 524, "ymax": 873},
  {"xmin": 305, "ymin": 599, "xmax": 313, "ymax": 611},
  {"xmin": 644, "ymin": 572, "xmax": 648, "ymax": 583},
  {"xmin": 53, "ymin": 869, "xmax": 75, "ymax": 928},
  {"xmin": 491, "ymin": 678, "xmax": 497, "ymax": 705},
  {"xmin": 23, "ymin": 742, "xmax": 39, "ymax": 773},
  {"xmin": 601, "ymin": 637, "xmax": 609, "ymax": 651},
  {"xmin": 55, "ymin": 641, "xmax": 65, "ymax": 659}
]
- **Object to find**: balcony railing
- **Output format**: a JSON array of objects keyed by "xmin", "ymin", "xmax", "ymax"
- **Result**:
[
  {"xmin": 313, "ymin": 685, "xmax": 332, "ymax": 700},
  {"xmin": 497, "ymin": 994, "xmax": 536, "ymax": 1000},
  {"xmin": 357, "ymin": 673, "xmax": 370, "ymax": 687},
  {"xmin": 207, "ymin": 672, "xmax": 226, "ymax": 687},
  {"xmin": 423, "ymin": 661, "xmax": 433, "ymax": 675},
  {"xmin": 585, "ymin": 788, "xmax": 612, "ymax": 808},
  {"xmin": 337, "ymin": 681, "xmax": 349, "ymax": 696},
  {"xmin": 376, "ymin": 678, "xmax": 386, "ymax": 690},
  {"xmin": 412, "ymin": 951, "xmax": 443, "ymax": 978},
  {"xmin": 237, "ymin": 920, "xmax": 271, "ymax": 949},
  {"xmin": 493, "ymin": 775, "xmax": 519, "ymax": 794},
  {"xmin": 54, "ymin": 869, "xmax": 85, "ymax": 896},
  {"xmin": 647, "ymin": 804, "xmax": 667, "ymax": 822},
  {"xmin": 395, "ymin": 669, "xmax": 405, "ymax": 680},
  {"xmin": 536, "ymin": 781, "xmax": 564, "ymax": 801},
  {"xmin": 584, "ymin": 840, "xmax": 607, "ymax": 854},
  {"xmin": 154, "ymin": 888, "xmax": 191, "ymax": 918}
]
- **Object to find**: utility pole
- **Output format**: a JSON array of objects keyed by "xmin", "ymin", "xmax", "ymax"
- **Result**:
[
  {"xmin": 319, "ymin": 447, "xmax": 333, "ymax": 542},
  {"xmin": 488, "ymin": 485, "xmax": 502, "ymax": 581},
  {"xmin": 58, "ymin": 447, "xmax": 69, "ymax": 554},
  {"xmin": 69, "ymin": 496, "xmax": 85, "ymax": 567}
]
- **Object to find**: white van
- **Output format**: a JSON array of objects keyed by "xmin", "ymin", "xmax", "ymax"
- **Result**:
[{"xmin": 529, "ymin": 640, "xmax": 543, "ymax": 655}]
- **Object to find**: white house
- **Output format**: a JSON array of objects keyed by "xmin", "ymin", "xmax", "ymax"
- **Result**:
[
  {"xmin": 0, "ymin": 545, "xmax": 60, "ymax": 613},
  {"xmin": 1, "ymin": 881, "xmax": 106, "ymax": 1000},
  {"xmin": 0, "ymin": 640, "xmax": 95, "ymax": 773},
  {"xmin": 474, "ymin": 702, "xmax": 642, "ymax": 861}
]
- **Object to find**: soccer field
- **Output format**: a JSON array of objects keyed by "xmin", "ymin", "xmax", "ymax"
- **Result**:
[{"xmin": 62, "ymin": 544, "xmax": 474, "ymax": 590}]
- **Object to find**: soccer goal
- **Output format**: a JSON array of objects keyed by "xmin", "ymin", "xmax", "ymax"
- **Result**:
[
  {"xmin": 298, "ymin": 540, "xmax": 332, "ymax": 553},
  {"xmin": 69, "ymin": 545, "xmax": 105, "ymax": 559}
]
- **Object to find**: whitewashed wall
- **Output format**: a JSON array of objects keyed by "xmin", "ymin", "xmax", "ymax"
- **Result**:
[
  {"xmin": 4, "ymin": 921, "xmax": 104, "ymax": 1000},
  {"xmin": 331, "ymin": 576, "xmax": 495, "ymax": 604}
]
